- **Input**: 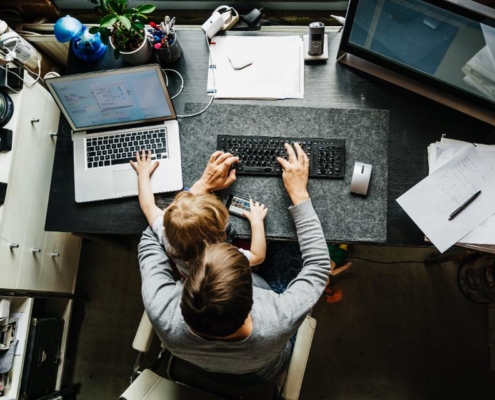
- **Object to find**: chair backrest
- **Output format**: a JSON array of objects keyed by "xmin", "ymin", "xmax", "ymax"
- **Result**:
[
  {"xmin": 120, "ymin": 369, "xmax": 226, "ymax": 400},
  {"xmin": 124, "ymin": 313, "xmax": 317, "ymax": 400}
]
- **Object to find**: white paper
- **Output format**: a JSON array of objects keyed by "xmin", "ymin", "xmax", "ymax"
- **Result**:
[
  {"xmin": 9, "ymin": 312, "xmax": 29, "ymax": 356},
  {"xmin": 429, "ymin": 139, "xmax": 495, "ymax": 245},
  {"xmin": 207, "ymin": 36, "xmax": 304, "ymax": 99},
  {"xmin": 397, "ymin": 146, "xmax": 495, "ymax": 253}
]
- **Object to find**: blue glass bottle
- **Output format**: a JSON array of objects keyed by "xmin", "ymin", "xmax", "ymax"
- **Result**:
[{"xmin": 54, "ymin": 15, "xmax": 106, "ymax": 62}]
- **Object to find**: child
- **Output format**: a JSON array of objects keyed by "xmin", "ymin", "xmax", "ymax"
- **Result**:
[{"xmin": 130, "ymin": 150, "xmax": 268, "ymax": 277}]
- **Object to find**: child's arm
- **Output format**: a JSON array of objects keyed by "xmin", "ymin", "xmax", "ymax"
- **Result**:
[
  {"xmin": 242, "ymin": 199, "xmax": 268, "ymax": 266},
  {"xmin": 130, "ymin": 150, "xmax": 163, "ymax": 227}
]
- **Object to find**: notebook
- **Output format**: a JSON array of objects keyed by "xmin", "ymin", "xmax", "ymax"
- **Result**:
[{"xmin": 45, "ymin": 64, "xmax": 183, "ymax": 203}]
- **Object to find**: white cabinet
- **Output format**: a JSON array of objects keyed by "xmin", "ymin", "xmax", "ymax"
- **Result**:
[
  {"xmin": 0, "ymin": 78, "xmax": 82, "ymax": 400},
  {"xmin": 0, "ymin": 78, "xmax": 81, "ymax": 292}
]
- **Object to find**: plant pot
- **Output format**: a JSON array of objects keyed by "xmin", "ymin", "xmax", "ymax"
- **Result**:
[{"xmin": 111, "ymin": 36, "xmax": 152, "ymax": 65}]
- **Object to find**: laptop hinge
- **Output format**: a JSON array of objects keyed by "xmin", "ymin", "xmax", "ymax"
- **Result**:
[{"xmin": 82, "ymin": 121, "xmax": 167, "ymax": 135}]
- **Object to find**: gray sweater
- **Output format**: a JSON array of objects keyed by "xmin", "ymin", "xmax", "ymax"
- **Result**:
[{"xmin": 138, "ymin": 199, "xmax": 331, "ymax": 382}]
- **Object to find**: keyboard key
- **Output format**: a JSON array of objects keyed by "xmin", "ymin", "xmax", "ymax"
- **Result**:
[{"xmin": 111, "ymin": 157, "xmax": 133, "ymax": 165}]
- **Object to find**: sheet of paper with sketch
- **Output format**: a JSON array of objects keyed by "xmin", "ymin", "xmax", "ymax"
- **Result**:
[{"xmin": 397, "ymin": 145, "xmax": 495, "ymax": 253}]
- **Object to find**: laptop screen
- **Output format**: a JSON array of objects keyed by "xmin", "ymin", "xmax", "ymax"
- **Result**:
[{"xmin": 46, "ymin": 65, "xmax": 176, "ymax": 132}]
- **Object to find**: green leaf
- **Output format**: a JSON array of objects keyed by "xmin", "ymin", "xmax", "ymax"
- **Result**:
[
  {"xmin": 99, "ymin": 28, "xmax": 110, "ymax": 44},
  {"xmin": 136, "ymin": 4, "xmax": 155, "ymax": 14},
  {"xmin": 88, "ymin": 26, "xmax": 100, "ymax": 34},
  {"xmin": 133, "ymin": 21, "xmax": 144, "ymax": 30},
  {"xmin": 135, "ymin": 13, "xmax": 148, "ymax": 22},
  {"xmin": 119, "ymin": 15, "xmax": 131, "ymax": 30},
  {"xmin": 100, "ymin": 14, "xmax": 118, "ymax": 28},
  {"xmin": 106, "ymin": 0, "xmax": 119, "ymax": 13}
]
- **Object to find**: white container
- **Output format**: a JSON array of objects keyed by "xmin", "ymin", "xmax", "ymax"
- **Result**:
[
  {"xmin": 112, "ymin": 36, "xmax": 152, "ymax": 65},
  {"xmin": 0, "ymin": 19, "xmax": 41, "ymax": 70}
]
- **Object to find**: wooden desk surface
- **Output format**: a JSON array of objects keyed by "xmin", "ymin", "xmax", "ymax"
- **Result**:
[{"xmin": 45, "ymin": 27, "xmax": 495, "ymax": 246}]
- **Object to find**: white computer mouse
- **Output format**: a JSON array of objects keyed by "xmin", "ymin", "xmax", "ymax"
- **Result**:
[{"xmin": 350, "ymin": 162, "xmax": 372, "ymax": 195}]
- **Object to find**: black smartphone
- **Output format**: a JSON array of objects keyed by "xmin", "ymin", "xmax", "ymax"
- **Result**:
[{"xmin": 225, "ymin": 194, "xmax": 251, "ymax": 218}]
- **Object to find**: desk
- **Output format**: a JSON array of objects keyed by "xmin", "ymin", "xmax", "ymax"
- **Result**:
[{"xmin": 45, "ymin": 27, "xmax": 495, "ymax": 246}]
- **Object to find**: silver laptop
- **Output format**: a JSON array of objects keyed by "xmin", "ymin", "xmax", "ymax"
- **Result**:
[{"xmin": 45, "ymin": 64, "xmax": 183, "ymax": 203}]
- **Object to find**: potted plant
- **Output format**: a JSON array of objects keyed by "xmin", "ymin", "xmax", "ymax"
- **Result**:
[{"xmin": 88, "ymin": 0, "xmax": 156, "ymax": 64}]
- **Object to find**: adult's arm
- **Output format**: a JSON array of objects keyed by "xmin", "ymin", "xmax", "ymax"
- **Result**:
[
  {"xmin": 275, "ymin": 143, "xmax": 331, "ymax": 321},
  {"xmin": 281, "ymin": 199, "xmax": 330, "ymax": 310},
  {"xmin": 138, "ymin": 227, "xmax": 179, "ymax": 319}
]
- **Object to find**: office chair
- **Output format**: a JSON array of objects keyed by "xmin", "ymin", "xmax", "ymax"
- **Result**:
[{"xmin": 120, "ymin": 312, "xmax": 317, "ymax": 400}]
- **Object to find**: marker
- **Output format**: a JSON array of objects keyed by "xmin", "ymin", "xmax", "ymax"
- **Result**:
[{"xmin": 448, "ymin": 190, "xmax": 482, "ymax": 221}]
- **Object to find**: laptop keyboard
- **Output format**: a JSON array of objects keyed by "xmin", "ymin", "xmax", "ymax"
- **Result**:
[
  {"xmin": 86, "ymin": 127, "xmax": 167, "ymax": 168},
  {"xmin": 217, "ymin": 135, "xmax": 345, "ymax": 178}
]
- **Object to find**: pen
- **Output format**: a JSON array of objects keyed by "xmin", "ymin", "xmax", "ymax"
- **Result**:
[{"xmin": 448, "ymin": 190, "xmax": 482, "ymax": 221}]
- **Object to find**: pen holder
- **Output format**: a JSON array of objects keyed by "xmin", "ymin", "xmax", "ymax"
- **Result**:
[{"xmin": 154, "ymin": 33, "xmax": 182, "ymax": 64}]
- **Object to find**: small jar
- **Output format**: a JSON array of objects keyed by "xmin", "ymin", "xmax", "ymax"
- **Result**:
[{"xmin": 154, "ymin": 32, "xmax": 182, "ymax": 64}]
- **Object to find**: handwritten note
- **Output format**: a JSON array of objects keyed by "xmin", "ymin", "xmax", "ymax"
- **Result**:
[{"xmin": 397, "ymin": 146, "xmax": 495, "ymax": 253}]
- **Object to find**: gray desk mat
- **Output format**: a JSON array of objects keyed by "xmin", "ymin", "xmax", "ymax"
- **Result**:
[{"xmin": 180, "ymin": 103, "xmax": 389, "ymax": 243}]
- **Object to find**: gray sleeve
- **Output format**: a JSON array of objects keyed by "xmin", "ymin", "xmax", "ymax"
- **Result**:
[
  {"xmin": 277, "ymin": 199, "xmax": 331, "ymax": 322},
  {"xmin": 138, "ymin": 227, "xmax": 178, "ymax": 321}
]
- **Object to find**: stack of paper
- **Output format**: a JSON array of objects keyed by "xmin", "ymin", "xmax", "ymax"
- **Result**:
[
  {"xmin": 206, "ymin": 35, "xmax": 304, "ymax": 99},
  {"xmin": 397, "ymin": 138, "xmax": 495, "ymax": 253}
]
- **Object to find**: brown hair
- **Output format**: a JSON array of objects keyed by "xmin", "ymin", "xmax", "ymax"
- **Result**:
[
  {"xmin": 163, "ymin": 191, "xmax": 229, "ymax": 264},
  {"xmin": 181, "ymin": 243, "xmax": 253, "ymax": 337}
]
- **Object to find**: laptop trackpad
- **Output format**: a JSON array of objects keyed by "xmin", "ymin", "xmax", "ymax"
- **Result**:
[{"xmin": 113, "ymin": 169, "xmax": 138, "ymax": 193}]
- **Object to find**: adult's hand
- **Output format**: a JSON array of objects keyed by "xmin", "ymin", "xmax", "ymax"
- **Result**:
[
  {"xmin": 276, "ymin": 143, "xmax": 310, "ymax": 205},
  {"xmin": 190, "ymin": 151, "xmax": 239, "ymax": 195}
]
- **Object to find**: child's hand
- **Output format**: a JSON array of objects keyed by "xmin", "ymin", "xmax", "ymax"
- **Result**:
[
  {"xmin": 130, "ymin": 150, "xmax": 159, "ymax": 177},
  {"xmin": 242, "ymin": 199, "xmax": 268, "ymax": 224}
]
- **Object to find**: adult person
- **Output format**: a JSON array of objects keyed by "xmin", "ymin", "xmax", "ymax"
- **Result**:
[{"xmin": 137, "ymin": 143, "xmax": 331, "ymax": 384}]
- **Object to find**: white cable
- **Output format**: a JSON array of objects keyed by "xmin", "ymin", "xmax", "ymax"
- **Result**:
[
  {"xmin": 176, "ymin": 32, "xmax": 216, "ymax": 119},
  {"xmin": 22, "ymin": 56, "xmax": 41, "ymax": 85},
  {"xmin": 43, "ymin": 71, "xmax": 60, "ymax": 80},
  {"xmin": 161, "ymin": 68, "xmax": 184, "ymax": 99},
  {"xmin": 0, "ymin": 53, "xmax": 41, "ymax": 91}
]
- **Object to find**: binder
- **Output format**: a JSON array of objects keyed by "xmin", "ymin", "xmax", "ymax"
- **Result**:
[{"xmin": 20, "ymin": 318, "xmax": 64, "ymax": 399}]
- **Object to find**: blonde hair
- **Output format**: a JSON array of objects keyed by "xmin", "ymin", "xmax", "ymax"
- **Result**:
[{"xmin": 163, "ymin": 191, "xmax": 229, "ymax": 264}]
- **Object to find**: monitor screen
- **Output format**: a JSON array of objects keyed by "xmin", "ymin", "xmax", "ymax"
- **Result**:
[{"xmin": 340, "ymin": 0, "xmax": 495, "ymax": 109}]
